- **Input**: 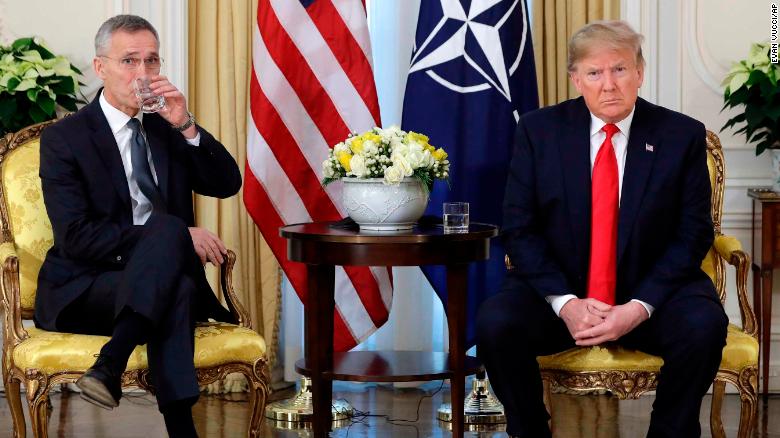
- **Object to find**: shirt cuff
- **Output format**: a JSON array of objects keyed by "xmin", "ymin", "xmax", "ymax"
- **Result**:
[
  {"xmin": 630, "ymin": 299, "xmax": 655, "ymax": 318},
  {"xmin": 185, "ymin": 132, "xmax": 201, "ymax": 146},
  {"xmin": 545, "ymin": 294, "xmax": 577, "ymax": 317}
]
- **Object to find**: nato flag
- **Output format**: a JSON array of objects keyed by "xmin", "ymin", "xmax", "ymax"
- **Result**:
[{"xmin": 401, "ymin": 0, "xmax": 539, "ymax": 347}]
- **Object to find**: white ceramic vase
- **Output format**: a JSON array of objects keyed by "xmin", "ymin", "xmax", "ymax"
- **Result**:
[
  {"xmin": 772, "ymin": 149, "xmax": 780, "ymax": 193},
  {"xmin": 341, "ymin": 177, "xmax": 429, "ymax": 231}
]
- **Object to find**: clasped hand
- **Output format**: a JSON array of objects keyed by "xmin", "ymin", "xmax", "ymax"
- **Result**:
[{"xmin": 559, "ymin": 298, "xmax": 649, "ymax": 346}]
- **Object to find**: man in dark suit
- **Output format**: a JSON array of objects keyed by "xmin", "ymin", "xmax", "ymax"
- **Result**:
[
  {"xmin": 34, "ymin": 15, "xmax": 240, "ymax": 437},
  {"xmin": 476, "ymin": 20, "xmax": 728, "ymax": 438}
]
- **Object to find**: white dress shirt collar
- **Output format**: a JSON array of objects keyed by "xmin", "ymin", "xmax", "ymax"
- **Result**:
[
  {"xmin": 588, "ymin": 106, "xmax": 636, "ymax": 138},
  {"xmin": 99, "ymin": 91, "xmax": 143, "ymax": 133}
]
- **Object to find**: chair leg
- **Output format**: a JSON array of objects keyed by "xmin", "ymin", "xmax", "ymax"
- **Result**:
[
  {"xmin": 26, "ymin": 384, "xmax": 49, "ymax": 438},
  {"xmin": 738, "ymin": 369, "xmax": 758, "ymax": 438},
  {"xmin": 6, "ymin": 377, "xmax": 27, "ymax": 438},
  {"xmin": 245, "ymin": 375, "xmax": 268, "ymax": 437},
  {"xmin": 543, "ymin": 377, "xmax": 553, "ymax": 432},
  {"xmin": 710, "ymin": 380, "xmax": 726, "ymax": 438}
]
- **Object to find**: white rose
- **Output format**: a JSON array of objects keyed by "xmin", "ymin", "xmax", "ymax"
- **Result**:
[
  {"xmin": 322, "ymin": 159, "xmax": 335, "ymax": 178},
  {"xmin": 391, "ymin": 140, "xmax": 408, "ymax": 157},
  {"xmin": 405, "ymin": 142, "xmax": 426, "ymax": 169},
  {"xmin": 393, "ymin": 154, "xmax": 413, "ymax": 176},
  {"xmin": 363, "ymin": 140, "xmax": 378, "ymax": 156},
  {"xmin": 384, "ymin": 165, "xmax": 403, "ymax": 185},
  {"xmin": 333, "ymin": 142, "xmax": 349, "ymax": 155},
  {"xmin": 349, "ymin": 154, "xmax": 368, "ymax": 178}
]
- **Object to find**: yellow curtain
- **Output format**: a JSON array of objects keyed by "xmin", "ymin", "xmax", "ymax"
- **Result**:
[
  {"xmin": 188, "ymin": 0, "xmax": 281, "ymax": 391},
  {"xmin": 533, "ymin": 0, "xmax": 620, "ymax": 106}
]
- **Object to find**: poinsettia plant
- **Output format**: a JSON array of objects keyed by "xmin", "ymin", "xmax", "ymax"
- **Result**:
[
  {"xmin": 0, "ymin": 37, "xmax": 84, "ymax": 136},
  {"xmin": 721, "ymin": 42, "xmax": 780, "ymax": 156}
]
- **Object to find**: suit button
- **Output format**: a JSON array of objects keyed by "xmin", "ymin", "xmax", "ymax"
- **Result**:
[{"xmin": 116, "ymin": 255, "xmax": 122, "ymax": 262}]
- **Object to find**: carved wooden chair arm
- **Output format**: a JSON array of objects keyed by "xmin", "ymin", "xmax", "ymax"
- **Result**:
[
  {"xmin": 0, "ymin": 241, "xmax": 28, "ymax": 347},
  {"xmin": 713, "ymin": 234, "xmax": 757, "ymax": 339},
  {"xmin": 219, "ymin": 249, "xmax": 252, "ymax": 329}
]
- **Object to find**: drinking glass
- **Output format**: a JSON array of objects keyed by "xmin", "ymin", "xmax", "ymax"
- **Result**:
[
  {"xmin": 134, "ymin": 76, "xmax": 166, "ymax": 113},
  {"xmin": 443, "ymin": 202, "xmax": 469, "ymax": 233}
]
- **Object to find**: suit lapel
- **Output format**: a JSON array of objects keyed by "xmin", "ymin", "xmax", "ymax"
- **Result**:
[
  {"xmin": 142, "ymin": 115, "xmax": 170, "ymax": 204},
  {"xmin": 559, "ymin": 98, "xmax": 593, "ymax": 273},
  {"xmin": 617, "ymin": 98, "xmax": 656, "ymax": 265},
  {"xmin": 85, "ymin": 97, "xmax": 132, "ymax": 213}
]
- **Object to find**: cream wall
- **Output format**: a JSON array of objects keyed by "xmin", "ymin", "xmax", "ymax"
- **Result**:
[{"xmin": 625, "ymin": 0, "xmax": 776, "ymax": 390}]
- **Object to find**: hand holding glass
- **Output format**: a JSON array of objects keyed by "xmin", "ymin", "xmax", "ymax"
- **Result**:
[
  {"xmin": 443, "ymin": 202, "xmax": 469, "ymax": 233},
  {"xmin": 134, "ymin": 77, "xmax": 166, "ymax": 113}
]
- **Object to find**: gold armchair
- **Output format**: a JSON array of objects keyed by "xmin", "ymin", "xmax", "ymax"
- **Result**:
[
  {"xmin": 0, "ymin": 121, "xmax": 271, "ymax": 437},
  {"xmin": 533, "ymin": 131, "xmax": 758, "ymax": 437}
]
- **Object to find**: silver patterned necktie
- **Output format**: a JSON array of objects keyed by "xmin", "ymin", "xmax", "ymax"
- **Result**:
[{"xmin": 126, "ymin": 118, "xmax": 166, "ymax": 214}]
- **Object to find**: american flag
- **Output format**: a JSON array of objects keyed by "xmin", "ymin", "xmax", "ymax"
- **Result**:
[{"xmin": 244, "ymin": 0, "xmax": 392, "ymax": 351}]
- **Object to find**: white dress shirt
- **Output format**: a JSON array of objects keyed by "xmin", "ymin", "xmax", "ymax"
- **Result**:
[
  {"xmin": 99, "ymin": 92, "xmax": 200, "ymax": 225},
  {"xmin": 545, "ymin": 107, "xmax": 655, "ymax": 318}
]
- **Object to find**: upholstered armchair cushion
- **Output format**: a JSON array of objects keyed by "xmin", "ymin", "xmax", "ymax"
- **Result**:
[
  {"xmin": 13, "ymin": 322, "xmax": 266, "ymax": 375},
  {"xmin": 538, "ymin": 324, "xmax": 757, "ymax": 373},
  {"xmin": 1, "ymin": 138, "xmax": 53, "ymax": 312}
]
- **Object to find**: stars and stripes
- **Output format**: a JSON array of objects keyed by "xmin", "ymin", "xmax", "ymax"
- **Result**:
[{"xmin": 244, "ymin": 0, "xmax": 390, "ymax": 351}]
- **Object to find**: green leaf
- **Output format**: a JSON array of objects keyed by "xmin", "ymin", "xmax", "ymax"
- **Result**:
[
  {"xmin": 28, "ymin": 104, "xmax": 47, "ymax": 123},
  {"xmin": 26, "ymin": 88, "xmax": 39, "ymax": 102},
  {"xmin": 766, "ymin": 103, "xmax": 780, "ymax": 121},
  {"xmin": 6, "ymin": 76, "xmax": 21, "ymax": 92},
  {"xmin": 14, "ymin": 78, "xmax": 37, "ymax": 91},
  {"xmin": 37, "ymin": 93, "xmax": 55, "ymax": 116},
  {"xmin": 50, "ymin": 76, "xmax": 75, "ymax": 94},
  {"xmin": 11, "ymin": 38, "xmax": 33, "ymax": 51},
  {"xmin": 56, "ymin": 94, "xmax": 77, "ymax": 111},
  {"xmin": 745, "ymin": 69, "xmax": 766, "ymax": 86}
]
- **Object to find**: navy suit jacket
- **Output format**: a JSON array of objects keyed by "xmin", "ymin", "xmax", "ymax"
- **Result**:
[
  {"xmin": 34, "ymin": 95, "xmax": 242, "ymax": 330},
  {"xmin": 502, "ymin": 97, "xmax": 716, "ymax": 309}
]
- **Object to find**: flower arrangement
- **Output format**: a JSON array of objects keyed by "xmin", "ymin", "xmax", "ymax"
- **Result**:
[
  {"xmin": 721, "ymin": 42, "xmax": 780, "ymax": 155},
  {"xmin": 0, "ymin": 37, "xmax": 83, "ymax": 136},
  {"xmin": 322, "ymin": 126, "xmax": 450, "ymax": 190}
]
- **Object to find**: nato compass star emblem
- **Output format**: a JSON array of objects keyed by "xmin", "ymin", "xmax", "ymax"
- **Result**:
[{"xmin": 409, "ymin": 0, "xmax": 529, "ymax": 107}]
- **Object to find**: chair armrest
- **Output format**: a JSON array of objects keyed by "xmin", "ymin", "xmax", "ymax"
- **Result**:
[
  {"xmin": 0, "ymin": 242, "xmax": 28, "ymax": 349},
  {"xmin": 220, "ymin": 249, "xmax": 252, "ymax": 329},
  {"xmin": 713, "ymin": 234, "xmax": 757, "ymax": 339}
]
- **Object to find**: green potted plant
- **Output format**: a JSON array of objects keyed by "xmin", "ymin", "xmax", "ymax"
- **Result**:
[
  {"xmin": 0, "ymin": 37, "xmax": 83, "ymax": 136},
  {"xmin": 721, "ymin": 42, "xmax": 780, "ymax": 191}
]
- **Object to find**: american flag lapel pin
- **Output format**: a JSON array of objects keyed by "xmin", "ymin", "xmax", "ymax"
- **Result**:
[{"xmin": 645, "ymin": 143, "xmax": 654, "ymax": 152}]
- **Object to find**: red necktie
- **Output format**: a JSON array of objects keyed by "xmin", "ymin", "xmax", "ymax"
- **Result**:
[{"xmin": 587, "ymin": 123, "xmax": 619, "ymax": 305}]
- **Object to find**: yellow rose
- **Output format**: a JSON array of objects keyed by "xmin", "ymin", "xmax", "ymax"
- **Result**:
[
  {"xmin": 406, "ymin": 132, "xmax": 429, "ymax": 144},
  {"xmin": 364, "ymin": 132, "xmax": 381, "ymax": 144},
  {"xmin": 432, "ymin": 148, "xmax": 448, "ymax": 161},
  {"xmin": 337, "ymin": 151, "xmax": 352, "ymax": 172},
  {"xmin": 350, "ymin": 137, "xmax": 365, "ymax": 154},
  {"xmin": 424, "ymin": 143, "xmax": 436, "ymax": 153}
]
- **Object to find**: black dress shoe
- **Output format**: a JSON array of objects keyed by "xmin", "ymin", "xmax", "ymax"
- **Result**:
[{"xmin": 76, "ymin": 354, "xmax": 122, "ymax": 410}]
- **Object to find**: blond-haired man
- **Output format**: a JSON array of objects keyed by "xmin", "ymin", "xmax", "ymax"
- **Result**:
[{"xmin": 477, "ymin": 20, "xmax": 727, "ymax": 437}]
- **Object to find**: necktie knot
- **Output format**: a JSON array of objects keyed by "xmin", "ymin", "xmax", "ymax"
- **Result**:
[
  {"xmin": 602, "ymin": 123, "xmax": 619, "ymax": 139},
  {"xmin": 127, "ymin": 118, "xmax": 141, "ymax": 131}
]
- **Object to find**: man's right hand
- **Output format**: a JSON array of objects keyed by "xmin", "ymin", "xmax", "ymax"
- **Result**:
[{"xmin": 559, "ymin": 298, "xmax": 612, "ymax": 339}]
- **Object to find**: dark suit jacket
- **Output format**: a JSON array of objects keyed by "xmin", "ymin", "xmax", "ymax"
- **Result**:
[
  {"xmin": 34, "ymin": 94, "xmax": 242, "ymax": 331},
  {"xmin": 502, "ymin": 97, "xmax": 716, "ymax": 310}
]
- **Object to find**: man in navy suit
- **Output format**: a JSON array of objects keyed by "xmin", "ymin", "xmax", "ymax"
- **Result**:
[
  {"xmin": 476, "ymin": 20, "xmax": 727, "ymax": 438},
  {"xmin": 34, "ymin": 15, "xmax": 240, "ymax": 437}
]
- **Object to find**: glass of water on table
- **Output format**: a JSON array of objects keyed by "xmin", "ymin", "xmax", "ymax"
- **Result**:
[{"xmin": 443, "ymin": 202, "xmax": 469, "ymax": 233}]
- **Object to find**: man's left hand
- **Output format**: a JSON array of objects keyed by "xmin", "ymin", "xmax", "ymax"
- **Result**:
[
  {"xmin": 149, "ymin": 75, "xmax": 197, "ymax": 138},
  {"xmin": 573, "ymin": 301, "xmax": 649, "ymax": 346}
]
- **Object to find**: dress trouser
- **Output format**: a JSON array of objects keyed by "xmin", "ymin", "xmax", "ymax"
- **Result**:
[
  {"xmin": 475, "ymin": 280, "xmax": 728, "ymax": 438},
  {"xmin": 58, "ymin": 214, "xmax": 232, "ymax": 408}
]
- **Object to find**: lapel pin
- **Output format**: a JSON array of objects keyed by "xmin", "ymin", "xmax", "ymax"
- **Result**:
[{"xmin": 645, "ymin": 143, "xmax": 654, "ymax": 152}]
